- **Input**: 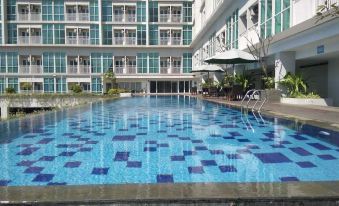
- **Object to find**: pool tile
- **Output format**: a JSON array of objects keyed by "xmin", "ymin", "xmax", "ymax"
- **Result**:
[
  {"xmin": 201, "ymin": 160, "xmax": 217, "ymax": 166},
  {"xmin": 271, "ymin": 144, "xmax": 285, "ymax": 148},
  {"xmin": 289, "ymin": 147, "xmax": 313, "ymax": 156},
  {"xmin": 237, "ymin": 139, "xmax": 251, "ymax": 143},
  {"xmin": 112, "ymin": 135, "xmax": 136, "ymax": 141},
  {"xmin": 114, "ymin": 152, "xmax": 130, "ymax": 161},
  {"xmin": 308, "ymin": 143, "xmax": 331, "ymax": 150},
  {"xmin": 144, "ymin": 147, "xmax": 157, "ymax": 152},
  {"xmin": 318, "ymin": 154, "xmax": 336, "ymax": 160},
  {"xmin": 158, "ymin": 143, "xmax": 169, "ymax": 148},
  {"xmin": 16, "ymin": 160, "xmax": 36, "ymax": 167},
  {"xmin": 79, "ymin": 147, "xmax": 92, "ymax": 152},
  {"xmin": 32, "ymin": 174, "xmax": 54, "ymax": 182},
  {"xmin": 219, "ymin": 165, "xmax": 237, "ymax": 173},
  {"xmin": 210, "ymin": 150, "xmax": 224, "ymax": 155},
  {"xmin": 226, "ymin": 154, "xmax": 242, "ymax": 159},
  {"xmin": 0, "ymin": 180, "xmax": 11, "ymax": 186},
  {"xmin": 127, "ymin": 161, "xmax": 142, "ymax": 168},
  {"xmin": 280, "ymin": 177, "xmax": 299, "ymax": 182},
  {"xmin": 47, "ymin": 182, "xmax": 67, "ymax": 186},
  {"xmin": 59, "ymin": 152, "xmax": 76, "ymax": 157},
  {"xmin": 246, "ymin": 144, "xmax": 260, "ymax": 149},
  {"xmin": 156, "ymin": 174, "xmax": 174, "ymax": 183},
  {"xmin": 192, "ymin": 140, "xmax": 203, "ymax": 143},
  {"xmin": 171, "ymin": 156, "xmax": 185, "ymax": 161},
  {"xmin": 290, "ymin": 134, "xmax": 308, "ymax": 141},
  {"xmin": 64, "ymin": 161, "xmax": 81, "ymax": 168},
  {"xmin": 188, "ymin": 166, "xmax": 204, "ymax": 174},
  {"xmin": 37, "ymin": 138, "xmax": 54, "ymax": 144},
  {"xmin": 223, "ymin": 136, "xmax": 235, "ymax": 140},
  {"xmin": 229, "ymin": 132, "xmax": 242, "ymax": 137},
  {"xmin": 183, "ymin": 151, "xmax": 197, "ymax": 156},
  {"xmin": 254, "ymin": 153, "xmax": 292, "ymax": 164},
  {"xmin": 38, "ymin": 156, "xmax": 56, "ymax": 161},
  {"xmin": 195, "ymin": 146, "xmax": 208, "ymax": 151},
  {"xmin": 17, "ymin": 147, "xmax": 40, "ymax": 156},
  {"xmin": 92, "ymin": 167, "xmax": 109, "ymax": 175},
  {"xmin": 145, "ymin": 140, "xmax": 157, "ymax": 144},
  {"xmin": 296, "ymin": 161, "xmax": 316, "ymax": 168},
  {"xmin": 24, "ymin": 166, "xmax": 44, "ymax": 174}
]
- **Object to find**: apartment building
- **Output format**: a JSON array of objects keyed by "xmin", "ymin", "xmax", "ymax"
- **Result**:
[
  {"xmin": 0, "ymin": 0, "xmax": 194, "ymax": 94},
  {"xmin": 192, "ymin": 0, "xmax": 339, "ymax": 106}
]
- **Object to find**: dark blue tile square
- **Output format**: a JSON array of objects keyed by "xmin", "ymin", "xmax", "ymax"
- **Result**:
[
  {"xmin": 229, "ymin": 132, "xmax": 242, "ymax": 137},
  {"xmin": 158, "ymin": 143, "xmax": 169, "ymax": 148},
  {"xmin": 86, "ymin": 141, "xmax": 98, "ymax": 145},
  {"xmin": 47, "ymin": 182, "xmax": 67, "ymax": 186},
  {"xmin": 246, "ymin": 144, "xmax": 260, "ymax": 149},
  {"xmin": 79, "ymin": 147, "xmax": 92, "ymax": 152},
  {"xmin": 0, "ymin": 180, "xmax": 11, "ymax": 186},
  {"xmin": 171, "ymin": 156, "xmax": 185, "ymax": 161},
  {"xmin": 24, "ymin": 166, "xmax": 44, "ymax": 174},
  {"xmin": 236, "ymin": 148, "xmax": 252, "ymax": 154},
  {"xmin": 39, "ymin": 156, "xmax": 56, "ymax": 161},
  {"xmin": 296, "ymin": 161, "xmax": 316, "ymax": 168},
  {"xmin": 223, "ymin": 136, "xmax": 235, "ymax": 140},
  {"xmin": 64, "ymin": 161, "xmax": 81, "ymax": 168},
  {"xmin": 210, "ymin": 150, "xmax": 224, "ymax": 155},
  {"xmin": 237, "ymin": 139, "xmax": 250, "ymax": 143},
  {"xmin": 271, "ymin": 144, "xmax": 285, "ymax": 148},
  {"xmin": 92, "ymin": 167, "xmax": 109, "ymax": 175},
  {"xmin": 127, "ymin": 161, "xmax": 142, "ymax": 168},
  {"xmin": 254, "ymin": 153, "xmax": 292, "ymax": 164},
  {"xmin": 195, "ymin": 146, "xmax": 208, "ymax": 151},
  {"xmin": 308, "ymin": 143, "xmax": 331, "ymax": 150},
  {"xmin": 318, "ymin": 154, "xmax": 336, "ymax": 160},
  {"xmin": 59, "ymin": 152, "xmax": 76, "ymax": 157},
  {"xmin": 112, "ymin": 135, "xmax": 136, "ymax": 141},
  {"xmin": 290, "ymin": 134, "xmax": 308, "ymax": 141},
  {"xmin": 37, "ymin": 138, "xmax": 54, "ymax": 144},
  {"xmin": 280, "ymin": 176, "xmax": 299, "ymax": 182},
  {"xmin": 183, "ymin": 151, "xmax": 197, "ymax": 156},
  {"xmin": 32, "ymin": 174, "xmax": 54, "ymax": 182},
  {"xmin": 144, "ymin": 147, "xmax": 157, "ymax": 152},
  {"xmin": 16, "ymin": 160, "xmax": 36, "ymax": 167},
  {"xmin": 188, "ymin": 166, "xmax": 204, "ymax": 174},
  {"xmin": 226, "ymin": 154, "xmax": 242, "ymax": 159},
  {"xmin": 114, "ymin": 152, "xmax": 130, "ymax": 161},
  {"xmin": 17, "ymin": 147, "xmax": 40, "ymax": 156},
  {"xmin": 219, "ymin": 165, "xmax": 237, "ymax": 173},
  {"xmin": 192, "ymin": 140, "xmax": 204, "ymax": 144},
  {"xmin": 201, "ymin": 160, "xmax": 217, "ymax": 166},
  {"xmin": 145, "ymin": 140, "xmax": 157, "ymax": 144},
  {"xmin": 290, "ymin": 147, "xmax": 313, "ymax": 156},
  {"xmin": 156, "ymin": 174, "xmax": 173, "ymax": 183}
]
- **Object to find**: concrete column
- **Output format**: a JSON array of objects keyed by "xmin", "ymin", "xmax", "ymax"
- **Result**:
[
  {"xmin": 328, "ymin": 59, "xmax": 339, "ymax": 106},
  {"xmin": 1, "ymin": 105, "xmax": 8, "ymax": 120},
  {"xmin": 274, "ymin": 51, "xmax": 296, "ymax": 90}
]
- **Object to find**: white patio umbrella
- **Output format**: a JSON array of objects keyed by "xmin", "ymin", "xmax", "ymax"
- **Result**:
[
  {"xmin": 191, "ymin": 64, "xmax": 224, "ymax": 81},
  {"xmin": 204, "ymin": 49, "xmax": 258, "ymax": 75}
]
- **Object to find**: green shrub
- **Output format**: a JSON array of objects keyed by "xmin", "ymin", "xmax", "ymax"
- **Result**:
[
  {"xmin": 21, "ymin": 82, "xmax": 32, "ymax": 91},
  {"xmin": 262, "ymin": 76, "xmax": 275, "ymax": 89},
  {"xmin": 5, "ymin": 87, "xmax": 16, "ymax": 94},
  {"xmin": 70, "ymin": 84, "xmax": 82, "ymax": 93},
  {"xmin": 108, "ymin": 88, "xmax": 130, "ymax": 95}
]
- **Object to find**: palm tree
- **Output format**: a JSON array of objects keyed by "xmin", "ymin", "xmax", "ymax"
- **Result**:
[
  {"xmin": 280, "ymin": 72, "xmax": 307, "ymax": 97},
  {"xmin": 103, "ymin": 69, "xmax": 117, "ymax": 90}
]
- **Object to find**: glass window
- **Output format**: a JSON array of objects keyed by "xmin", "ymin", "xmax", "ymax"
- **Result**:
[
  {"xmin": 44, "ymin": 78, "xmax": 54, "ymax": 93},
  {"xmin": 102, "ymin": 0, "xmax": 112, "ymax": 21},
  {"xmin": 43, "ymin": 52, "xmax": 55, "ymax": 73},
  {"xmin": 0, "ymin": 53, "xmax": 6, "ymax": 73},
  {"xmin": 103, "ymin": 25, "xmax": 112, "ymax": 45},
  {"xmin": 54, "ymin": 24, "xmax": 65, "ymax": 44},
  {"xmin": 7, "ymin": 0, "xmax": 16, "ymax": 20},
  {"xmin": 137, "ymin": 53, "xmax": 148, "ymax": 73},
  {"xmin": 137, "ymin": 25, "xmax": 146, "ymax": 45},
  {"xmin": 55, "ymin": 53, "xmax": 66, "ymax": 73},
  {"xmin": 183, "ymin": 2, "xmax": 192, "ymax": 22},
  {"xmin": 8, "ymin": 77, "xmax": 18, "ymax": 92},
  {"xmin": 149, "ymin": 53, "xmax": 159, "ymax": 73},
  {"xmin": 7, "ymin": 23, "xmax": 17, "ymax": 44},
  {"xmin": 42, "ymin": 0, "xmax": 53, "ymax": 21},
  {"xmin": 43, "ymin": 24, "xmax": 54, "ymax": 44},
  {"xmin": 183, "ymin": 53, "xmax": 192, "ymax": 73},
  {"xmin": 0, "ymin": 78, "xmax": 5, "ymax": 93},
  {"xmin": 54, "ymin": 0, "xmax": 64, "ymax": 21},
  {"xmin": 149, "ymin": 25, "xmax": 158, "ymax": 45},
  {"xmin": 137, "ymin": 1, "xmax": 146, "ymax": 22},
  {"xmin": 91, "ymin": 53, "xmax": 102, "ymax": 73},
  {"xmin": 7, "ymin": 52, "xmax": 18, "ymax": 73},
  {"xmin": 149, "ymin": 2, "xmax": 158, "ymax": 22},
  {"xmin": 56, "ymin": 77, "xmax": 66, "ymax": 93},
  {"xmin": 102, "ymin": 53, "xmax": 113, "ymax": 73},
  {"xmin": 90, "ymin": 0, "xmax": 99, "ymax": 21},
  {"xmin": 91, "ymin": 77, "xmax": 102, "ymax": 93},
  {"xmin": 90, "ymin": 24, "xmax": 100, "ymax": 45},
  {"xmin": 183, "ymin": 25, "xmax": 192, "ymax": 45}
]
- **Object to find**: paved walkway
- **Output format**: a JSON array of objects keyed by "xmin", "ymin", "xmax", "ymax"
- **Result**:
[{"xmin": 193, "ymin": 95, "xmax": 339, "ymax": 131}]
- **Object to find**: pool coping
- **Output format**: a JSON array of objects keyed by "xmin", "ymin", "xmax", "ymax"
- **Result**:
[{"xmin": 1, "ymin": 181, "xmax": 339, "ymax": 204}]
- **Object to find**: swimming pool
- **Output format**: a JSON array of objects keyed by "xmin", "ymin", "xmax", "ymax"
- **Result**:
[{"xmin": 0, "ymin": 96, "xmax": 338, "ymax": 186}]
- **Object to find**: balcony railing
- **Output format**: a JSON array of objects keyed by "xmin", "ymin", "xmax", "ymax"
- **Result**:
[
  {"xmin": 66, "ymin": 13, "xmax": 77, "ymax": 21},
  {"xmin": 67, "ymin": 65, "xmax": 78, "ymax": 74},
  {"xmin": 160, "ymin": 37, "xmax": 170, "ymax": 45},
  {"xmin": 66, "ymin": 13, "xmax": 89, "ymax": 21},
  {"xmin": 160, "ymin": 14, "xmax": 170, "ymax": 22},
  {"xmin": 172, "ymin": 67, "xmax": 181, "ymax": 74},
  {"xmin": 18, "ymin": 36, "xmax": 42, "ymax": 44},
  {"xmin": 78, "ymin": 36, "xmax": 90, "ymax": 45},
  {"xmin": 126, "ymin": 66, "xmax": 136, "ymax": 74},
  {"xmin": 171, "ymin": 37, "xmax": 181, "ymax": 45},
  {"xmin": 115, "ymin": 66, "xmax": 124, "ymax": 74},
  {"xmin": 79, "ymin": 65, "xmax": 90, "ymax": 74},
  {"xmin": 171, "ymin": 14, "xmax": 181, "ymax": 22},
  {"xmin": 114, "ymin": 37, "xmax": 124, "ymax": 45},
  {"xmin": 113, "ymin": 14, "xmax": 124, "ymax": 22},
  {"xmin": 17, "ymin": 13, "xmax": 29, "ymax": 21},
  {"xmin": 19, "ymin": 65, "xmax": 42, "ymax": 74},
  {"xmin": 126, "ymin": 14, "xmax": 136, "ymax": 22},
  {"xmin": 78, "ymin": 13, "xmax": 90, "ymax": 21},
  {"xmin": 66, "ymin": 36, "xmax": 78, "ymax": 44},
  {"xmin": 125, "ymin": 37, "xmax": 136, "ymax": 45},
  {"xmin": 31, "ymin": 12, "xmax": 42, "ymax": 21},
  {"xmin": 160, "ymin": 67, "xmax": 169, "ymax": 74}
]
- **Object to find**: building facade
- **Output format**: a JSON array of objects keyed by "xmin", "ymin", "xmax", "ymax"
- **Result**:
[
  {"xmin": 0, "ymin": 0, "xmax": 339, "ymax": 105},
  {"xmin": 0, "ymin": 0, "xmax": 194, "ymax": 94}
]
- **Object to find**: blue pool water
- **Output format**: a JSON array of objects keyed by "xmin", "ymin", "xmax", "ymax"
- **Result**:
[{"xmin": 0, "ymin": 96, "xmax": 339, "ymax": 186}]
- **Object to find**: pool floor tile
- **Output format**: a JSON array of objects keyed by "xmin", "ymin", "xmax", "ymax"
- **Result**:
[
  {"xmin": 32, "ymin": 174, "xmax": 54, "ymax": 182},
  {"xmin": 254, "ymin": 153, "xmax": 292, "ymax": 164},
  {"xmin": 188, "ymin": 166, "xmax": 204, "ymax": 174},
  {"xmin": 156, "ymin": 174, "xmax": 174, "ymax": 183},
  {"xmin": 219, "ymin": 165, "xmax": 237, "ymax": 173},
  {"xmin": 92, "ymin": 168, "xmax": 109, "ymax": 175}
]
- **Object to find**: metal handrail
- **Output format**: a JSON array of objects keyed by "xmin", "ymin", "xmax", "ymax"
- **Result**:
[
  {"xmin": 241, "ymin": 89, "xmax": 268, "ymax": 113},
  {"xmin": 251, "ymin": 90, "xmax": 268, "ymax": 112},
  {"xmin": 240, "ymin": 89, "xmax": 256, "ymax": 111}
]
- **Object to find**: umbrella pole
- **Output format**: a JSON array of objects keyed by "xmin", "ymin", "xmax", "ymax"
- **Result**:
[{"xmin": 233, "ymin": 64, "xmax": 235, "ymax": 77}]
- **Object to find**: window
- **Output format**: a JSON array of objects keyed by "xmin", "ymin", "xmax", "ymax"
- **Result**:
[
  {"xmin": 42, "ymin": 0, "xmax": 53, "ymax": 21},
  {"xmin": 42, "ymin": 24, "xmax": 53, "ymax": 44},
  {"xmin": 183, "ymin": 53, "xmax": 192, "ymax": 73},
  {"xmin": 44, "ymin": 78, "xmax": 54, "ymax": 93},
  {"xmin": 7, "ymin": 23, "xmax": 17, "ymax": 44},
  {"xmin": 137, "ymin": 53, "xmax": 148, "ymax": 73},
  {"xmin": 90, "ymin": 24, "xmax": 100, "ymax": 45},
  {"xmin": 275, "ymin": 0, "xmax": 290, "ymax": 34},
  {"xmin": 149, "ymin": 25, "xmax": 158, "ymax": 45},
  {"xmin": 54, "ymin": 0, "xmax": 64, "ymax": 21},
  {"xmin": 103, "ymin": 25, "xmax": 112, "ymax": 45},
  {"xmin": 260, "ymin": 0, "xmax": 273, "ymax": 38},
  {"xmin": 137, "ymin": 25, "xmax": 146, "ymax": 45},
  {"xmin": 91, "ymin": 77, "xmax": 102, "ymax": 93},
  {"xmin": 43, "ymin": 52, "xmax": 55, "ymax": 73},
  {"xmin": 183, "ymin": 25, "xmax": 192, "ymax": 45},
  {"xmin": 102, "ymin": 0, "xmax": 112, "ymax": 21},
  {"xmin": 55, "ymin": 53, "xmax": 66, "ymax": 73},
  {"xmin": 225, "ymin": 9, "xmax": 239, "ymax": 50},
  {"xmin": 102, "ymin": 53, "xmax": 113, "ymax": 73},
  {"xmin": 8, "ymin": 78, "xmax": 18, "ymax": 92},
  {"xmin": 90, "ymin": 0, "xmax": 99, "ymax": 21},
  {"xmin": 137, "ymin": 1, "xmax": 146, "ymax": 22},
  {"xmin": 54, "ymin": 24, "xmax": 65, "ymax": 44},
  {"xmin": 183, "ymin": 2, "xmax": 192, "ymax": 22},
  {"xmin": 56, "ymin": 77, "xmax": 66, "ymax": 93},
  {"xmin": 7, "ymin": 52, "xmax": 18, "ymax": 73},
  {"xmin": 91, "ymin": 53, "xmax": 102, "ymax": 73},
  {"xmin": 0, "ymin": 53, "xmax": 6, "ymax": 73},
  {"xmin": 7, "ymin": 0, "xmax": 16, "ymax": 20},
  {"xmin": 149, "ymin": 2, "xmax": 158, "ymax": 22},
  {"xmin": 0, "ymin": 78, "xmax": 5, "ymax": 93},
  {"xmin": 149, "ymin": 53, "xmax": 159, "ymax": 73}
]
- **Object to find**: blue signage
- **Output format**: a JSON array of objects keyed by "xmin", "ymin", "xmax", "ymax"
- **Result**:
[{"xmin": 317, "ymin": 45, "xmax": 325, "ymax": 54}]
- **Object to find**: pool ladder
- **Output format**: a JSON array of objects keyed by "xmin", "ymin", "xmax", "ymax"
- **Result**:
[{"xmin": 240, "ymin": 89, "xmax": 268, "ymax": 113}]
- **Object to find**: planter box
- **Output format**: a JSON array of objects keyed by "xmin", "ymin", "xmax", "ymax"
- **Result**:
[
  {"xmin": 119, "ymin": 93, "xmax": 132, "ymax": 98},
  {"xmin": 281, "ymin": 98, "xmax": 333, "ymax": 106}
]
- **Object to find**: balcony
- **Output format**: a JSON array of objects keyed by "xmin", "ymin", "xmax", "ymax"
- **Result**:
[
  {"xmin": 113, "ymin": 14, "xmax": 124, "ymax": 22},
  {"xmin": 160, "ymin": 67, "xmax": 169, "ymax": 74},
  {"xmin": 66, "ymin": 5, "xmax": 89, "ymax": 21},
  {"xmin": 19, "ymin": 65, "xmax": 30, "ymax": 74},
  {"xmin": 160, "ymin": 14, "xmax": 170, "ymax": 22},
  {"xmin": 66, "ymin": 36, "xmax": 78, "ymax": 44},
  {"xmin": 115, "ymin": 66, "xmax": 124, "ymax": 74},
  {"xmin": 171, "ymin": 14, "xmax": 182, "ymax": 23},
  {"xmin": 18, "ymin": 36, "xmax": 42, "ymax": 45},
  {"xmin": 160, "ymin": 37, "xmax": 170, "ymax": 45},
  {"xmin": 19, "ymin": 65, "xmax": 42, "ymax": 74},
  {"xmin": 171, "ymin": 37, "xmax": 181, "ymax": 45},
  {"xmin": 67, "ymin": 65, "xmax": 78, "ymax": 74},
  {"xmin": 17, "ymin": 4, "xmax": 41, "ymax": 21},
  {"xmin": 114, "ymin": 37, "xmax": 124, "ymax": 45},
  {"xmin": 125, "ymin": 14, "xmax": 136, "ymax": 22},
  {"xmin": 67, "ymin": 65, "xmax": 91, "ymax": 74},
  {"xmin": 172, "ymin": 67, "xmax": 181, "ymax": 74},
  {"xmin": 79, "ymin": 65, "xmax": 90, "ymax": 74},
  {"xmin": 126, "ymin": 66, "xmax": 137, "ymax": 74},
  {"xmin": 125, "ymin": 37, "xmax": 136, "ymax": 45},
  {"xmin": 78, "ymin": 36, "xmax": 90, "ymax": 45}
]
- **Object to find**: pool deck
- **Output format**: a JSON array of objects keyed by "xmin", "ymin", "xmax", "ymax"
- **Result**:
[
  {"xmin": 190, "ymin": 95, "xmax": 339, "ymax": 132},
  {"xmin": 1, "ymin": 181, "xmax": 339, "ymax": 205}
]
